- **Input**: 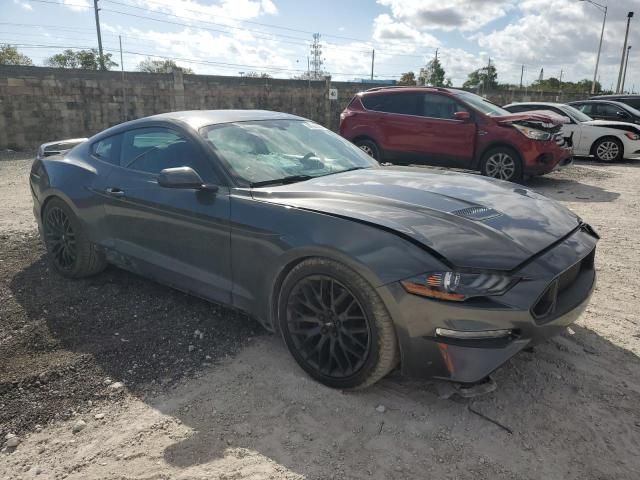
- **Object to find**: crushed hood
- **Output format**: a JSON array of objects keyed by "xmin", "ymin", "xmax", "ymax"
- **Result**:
[{"xmin": 251, "ymin": 167, "xmax": 580, "ymax": 271}]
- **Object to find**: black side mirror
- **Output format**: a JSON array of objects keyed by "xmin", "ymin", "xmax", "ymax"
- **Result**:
[
  {"xmin": 616, "ymin": 111, "xmax": 628, "ymax": 119},
  {"xmin": 158, "ymin": 166, "xmax": 218, "ymax": 192}
]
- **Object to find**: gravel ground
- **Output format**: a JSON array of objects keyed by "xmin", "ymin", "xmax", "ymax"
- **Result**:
[{"xmin": 1, "ymin": 153, "xmax": 639, "ymax": 479}]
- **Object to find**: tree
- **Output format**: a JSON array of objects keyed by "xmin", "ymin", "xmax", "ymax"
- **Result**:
[
  {"xmin": 45, "ymin": 49, "xmax": 117, "ymax": 70},
  {"xmin": 529, "ymin": 77, "xmax": 602, "ymax": 93},
  {"xmin": 462, "ymin": 64, "xmax": 498, "ymax": 90},
  {"xmin": 398, "ymin": 71, "xmax": 417, "ymax": 86},
  {"xmin": 137, "ymin": 58, "xmax": 193, "ymax": 74},
  {"xmin": 419, "ymin": 57, "xmax": 447, "ymax": 87},
  {"xmin": 245, "ymin": 71, "xmax": 272, "ymax": 78},
  {"xmin": 0, "ymin": 44, "xmax": 33, "ymax": 66}
]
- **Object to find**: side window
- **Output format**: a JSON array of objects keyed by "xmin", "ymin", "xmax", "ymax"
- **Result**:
[
  {"xmin": 574, "ymin": 103, "xmax": 592, "ymax": 115},
  {"xmin": 91, "ymin": 134, "xmax": 121, "ymax": 165},
  {"xmin": 385, "ymin": 93, "xmax": 421, "ymax": 116},
  {"xmin": 361, "ymin": 93, "xmax": 392, "ymax": 112},
  {"xmin": 596, "ymin": 104, "xmax": 623, "ymax": 117},
  {"xmin": 361, "ymin": 92, "xmax": 421, "ymax": 115},
  {"xmin": 421, "ymin": 94, "xmax": 468, "ymax": 119},
  {"xmin": 120, "ymin": 127, "xmax": 208, "ymax": 176}
]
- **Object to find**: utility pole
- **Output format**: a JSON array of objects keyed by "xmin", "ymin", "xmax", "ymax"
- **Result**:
[
  {"xmin": 481, "ymin": 57, "xmax": 491, "ymax": 94},
  {"xmin": 310, "ymin": 33, "xmax": 323, "ymax": 80},
  {"xmin": 370, "ymin": 49, "xmax": 374, "ymax": 80},
  {"xmin": 617, "ymin": 11, "xmax": 634, "ymax": 93},
  {"xmin": 519, "ymin": 64, "xmax": 524, "ymax": 89},
  {"xmin": 93, "ymin": 0, "xmax": 105, "ymax": 70},
  {"xmin": 119, "ymin": 35, "xmax": 126, "ymax": 121},
  {"xmin": 622, "ymin": 45, "xmax": 632, "ymax": 93},
  {"xmin": 580, "ymin": 1, "xmax": 607, "ymax": 94}
]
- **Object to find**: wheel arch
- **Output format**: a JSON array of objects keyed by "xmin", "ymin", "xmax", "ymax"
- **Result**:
[
  {"xmin": 475, "ymin": 141, "xmax": 522, "ymax": 169},
  {"xmin": 267, "ymin": 248, "xmax": 387, "ymax": 334},
  {"xmin": 590, "ymin": 135, "xmax": 624, "ymax": 157}
]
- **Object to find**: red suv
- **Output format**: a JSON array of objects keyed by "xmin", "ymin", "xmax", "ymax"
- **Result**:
[{"xmin": 339, "ymin": 87, "xmax": 572, "ymax": 182}]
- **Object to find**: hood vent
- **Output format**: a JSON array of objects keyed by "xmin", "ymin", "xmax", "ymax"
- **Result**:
[{"xmin": 452, "ymin": 206, "xmax": 502, "ymax": 221}]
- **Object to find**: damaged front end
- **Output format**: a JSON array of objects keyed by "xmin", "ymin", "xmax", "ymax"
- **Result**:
[{"xmin": 498, "ymin": 111, "xmax": 573, "ymax": 148}]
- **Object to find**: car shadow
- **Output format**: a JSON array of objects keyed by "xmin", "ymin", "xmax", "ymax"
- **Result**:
[
  {"xmin": 6, "ymin": 238, "xmax": 640, "ymax": 479},
  {"xmin": 526, "ymin": 173, "xmax": 620, "ymax": 203}
]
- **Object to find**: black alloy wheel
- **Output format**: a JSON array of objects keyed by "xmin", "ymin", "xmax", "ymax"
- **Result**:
[
  {"xmin": 44, "ymin": 206, "xmax": 77, "ymax": 272},
  {"xmin": 286, "ymin": 275, "xmax": 372, "ymax": 378}
]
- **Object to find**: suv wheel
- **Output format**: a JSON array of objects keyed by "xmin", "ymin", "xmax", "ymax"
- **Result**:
[
  {"xmin": 355, "ymin": 139, "xmax": 381, "ymax": 161},
  {"xmin": 481, "ymin": 147, "xmax": 523, "ymax": 182}
]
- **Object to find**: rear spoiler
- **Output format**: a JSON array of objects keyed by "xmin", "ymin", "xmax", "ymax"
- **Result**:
[{"xmin": 36, "ymin": 138, "xmax": 88, "ymax": 160}]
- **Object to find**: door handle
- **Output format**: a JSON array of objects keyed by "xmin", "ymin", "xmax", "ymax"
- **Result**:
[{"xmin": 105, "ymin": 187, "xmax": 125, "ymax": 197}]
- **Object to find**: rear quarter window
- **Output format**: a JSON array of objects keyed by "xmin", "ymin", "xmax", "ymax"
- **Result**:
[{"xmin": 91, "ymin": 134, "xmax": 122, "ymax": 165}]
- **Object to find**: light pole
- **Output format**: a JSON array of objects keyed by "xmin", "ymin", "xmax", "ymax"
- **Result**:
[
  {"xmin": 579, "ymin": 0, "xmax": 607, "ymax": 95},
  {"xmin": 622, "ymin": 45, "xmax": 632, "ymax": 93},
  {"xmin": 616, "ymin": 11, "xmax": 634, "ymax": 93}
]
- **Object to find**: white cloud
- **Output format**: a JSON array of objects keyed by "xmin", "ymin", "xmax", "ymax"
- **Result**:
[
  {"xmin": 62, "ymin": 0, "xmax": 91, "ymax": 12},
  {"xmin": 475, "ymin": 0, "xmax": 640, "ymax": 88},
  {"xmin": 376, "ymin": 0, "xmax": 514, "ymax": 32},
  {"xmin": 13, "ymin": 0, "xmax": 33, "ymax": 11},
  {"xmin": 372, "ymin": 13, "xmax": 440, "ymax": 47}
]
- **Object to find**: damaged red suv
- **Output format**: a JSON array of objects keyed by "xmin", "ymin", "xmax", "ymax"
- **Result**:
[{"xmin": 339, "ymin": 87, "xmax": 572, "ymax": 182}]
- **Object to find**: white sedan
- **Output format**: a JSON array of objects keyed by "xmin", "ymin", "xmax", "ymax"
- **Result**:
[{"xmin": 504, "ymin": 102, "xmax": 640, "ymax": 162}]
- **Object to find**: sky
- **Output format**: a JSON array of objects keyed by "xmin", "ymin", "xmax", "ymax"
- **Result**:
[{"xmin": 1, "ymin": 0, "xmax": 639, "ymax": 90}]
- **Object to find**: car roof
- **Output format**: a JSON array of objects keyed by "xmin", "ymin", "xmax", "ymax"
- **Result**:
[
  {"xmin": 504, "ymin": 102, "xmax": 567, "ymax": 108},
  {"xmin": 592, "ymin": 94, "xmax": 640, "ymax": 99},
  {"xmin": 143, "ymin": 110, "xmax": 307, "ymax": 130},
  {"xmin": 360, "ymin": 86, "xmax": 458, "ymax": 95},
  {"xmin": 568, "ymin": 99, "xmax": 631, "ymax": 107}
]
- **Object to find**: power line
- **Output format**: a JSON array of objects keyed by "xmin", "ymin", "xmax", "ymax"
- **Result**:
[
  {"xmin": 4, "ymin": 42, "xmax": 405, "ymax": 77},
  {"xmin": 103, "ymin": 0, "xmax": 368, "ymax": 43},
  {"xmin": 24, "ymin": 0, "xmax": 434, "ymax": 59}
]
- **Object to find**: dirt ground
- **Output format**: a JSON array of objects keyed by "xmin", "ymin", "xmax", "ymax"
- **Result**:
[{"xmin": 1, "ymin": 153, "xmax": 639, "ymax": 480}]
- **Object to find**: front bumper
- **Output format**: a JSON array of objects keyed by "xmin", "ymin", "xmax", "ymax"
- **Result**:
[
  {"xmin": 521, "ymin": 142, "xmax": 573, "ymax": 175},
  {"xmin": 378, "ymin": 225, "xmax": 598, "ymax": 384}
]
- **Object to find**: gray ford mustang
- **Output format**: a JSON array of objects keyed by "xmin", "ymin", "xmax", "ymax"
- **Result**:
[{"xmin": 30, "ymin": 110, "xmax": 598, "ymax": 389}]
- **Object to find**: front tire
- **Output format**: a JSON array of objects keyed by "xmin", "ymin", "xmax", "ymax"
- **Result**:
[
  {"xmin": 592, "ymin": 137, "xmax": 623, "ymax": 162},
  {"xmin": 42, "ymin": 198, "xmax": 107, "ymax": 278},
  {"xmin": 480, "ymin": 147, "xmax": 523, "ymax": 182},
  {"xmin": 278, "ymin": 258, "xmax": 399, "ymax": 389}
]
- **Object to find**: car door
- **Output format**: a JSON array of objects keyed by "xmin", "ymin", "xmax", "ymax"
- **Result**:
[
  {"xmin": 361, "ymin": 92, "xmax": 424, "ymax": 161},
  {"xmin": 102, "ymin": 125, "xmax": 232, "ymax": 304},
  {"xmin": 415, "ymin": 92, "xmax": 476, "ymax": 166}
]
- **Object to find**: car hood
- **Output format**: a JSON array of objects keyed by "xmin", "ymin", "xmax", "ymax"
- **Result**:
[
  {"xmin": 251, "ymin": 167, "xmax": 580, "ymax": 271},
  {"xmin": 493, "ymin": 111, "xmax": 567, "ymax": 126}
]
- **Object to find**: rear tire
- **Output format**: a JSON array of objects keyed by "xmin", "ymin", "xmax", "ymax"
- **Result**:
[
  {"xmin": 592, "ymin": 137, "xmax": 623, "ymax": 162},
  {"xmin": 42, "ymin": 198, "xmax": 107, "ymax": 278},
  {"xmin": 480, "ymin": 146, "xmax": 523, "ymax": 182},
  {"xmin": 278, "ymin": 258, "xmax": 399, "ymax": 390},
  {"xmin": 354, "ymin": 138, "xmax": 381, "ymax": 161}
]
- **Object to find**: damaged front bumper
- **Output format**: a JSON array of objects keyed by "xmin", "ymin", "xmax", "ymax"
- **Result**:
[{"xmin": 378, "ymin": 224, "xmax": 598, "ymax": 384}]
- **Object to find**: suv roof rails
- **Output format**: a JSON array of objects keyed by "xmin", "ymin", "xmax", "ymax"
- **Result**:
[{"xmin": 364, "ymin": 86, "xmax": 451, "ymax": 93}]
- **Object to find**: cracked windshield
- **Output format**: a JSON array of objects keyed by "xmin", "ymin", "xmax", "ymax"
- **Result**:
[{"xmin": 201, "ymin": 120, "xmax": 377, "ymax": 186}]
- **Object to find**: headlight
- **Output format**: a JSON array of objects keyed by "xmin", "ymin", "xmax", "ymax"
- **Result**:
[
  {"xmin": 400, "ymin": 271, "xmax": 518, "ymax": 301},
  {"xmin": 624, "ymin": 132, "xmax": 640, "ymax": 140},
  {"xmin": 512, "ymin": 124, "xmax": 552, "ymax": 141}
]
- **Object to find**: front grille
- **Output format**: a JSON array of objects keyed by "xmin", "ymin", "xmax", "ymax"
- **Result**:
[{"xmin": 532, "ymin": 249, "xmax": 595, "ymax": 323}]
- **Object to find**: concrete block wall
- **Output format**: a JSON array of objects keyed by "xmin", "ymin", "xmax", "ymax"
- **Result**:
[{"xmin": 0, "ymin": 65, "xmax": 592, "ymax": 150}]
